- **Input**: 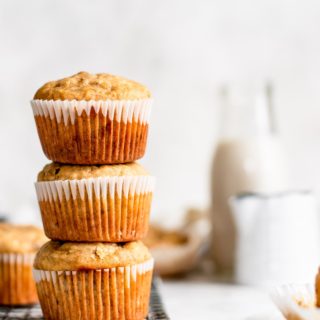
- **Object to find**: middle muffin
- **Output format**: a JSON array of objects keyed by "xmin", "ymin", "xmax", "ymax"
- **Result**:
[{"xmin": 35, "ymin": 162, "xmax": 154, "ymax": 242}]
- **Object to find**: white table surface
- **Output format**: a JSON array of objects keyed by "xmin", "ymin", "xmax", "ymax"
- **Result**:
[{"xmin": 160, "ymin": 279, "xmax": 285, "ymax": 320}]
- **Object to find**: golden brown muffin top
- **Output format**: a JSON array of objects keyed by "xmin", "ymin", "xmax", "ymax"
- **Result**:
[
  {"xmin": 33, "ymin": 71, "xmax": 151, "ymax": 101},
  {"xmin": 34, "ymin": 241, "xmax": 152, "ymax": 271},
  {"xmin": 37, "ymin": 162, "xmax": 149, "ymax": 182},
  {"xmin": 0, "ymin": 223, "xmax": 48, "ymax": 254}
]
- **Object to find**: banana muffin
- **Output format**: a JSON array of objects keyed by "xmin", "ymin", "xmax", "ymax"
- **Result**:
[
  {"xmin": 31, "ymin": 71, "xmax": 153, "ymax": 164},
  {"xmin": 0, "ymin": 223, "xmax": 47, "ymax": 305},
  {"xmin": 35, "ymin": 162, "xmax": 154, "ymax": 242},
  {"xmin": 33, "ymin": 241, "xmax": 154, "ymax": 320}
]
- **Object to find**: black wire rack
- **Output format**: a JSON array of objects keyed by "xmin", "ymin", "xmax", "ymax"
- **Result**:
[{"xmin": 0, "ymin": 277, "xmax": 169, "ymax": 320}]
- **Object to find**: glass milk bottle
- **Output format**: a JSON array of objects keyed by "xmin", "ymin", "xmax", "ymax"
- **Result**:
[{"xmin": 210, "ymin": 83, "xmax": 289, "ymax": 272}]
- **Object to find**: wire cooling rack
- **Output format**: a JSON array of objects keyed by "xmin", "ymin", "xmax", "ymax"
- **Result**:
[{"xmin": 0, "ymin": 277, "xmax": 169, "ymax": 320}]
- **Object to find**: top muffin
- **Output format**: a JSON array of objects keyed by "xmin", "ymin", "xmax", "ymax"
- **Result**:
[
  {"xmin": 0, "ymin": 223, "xmax": 47, "ymax": 253},
  {"xmin": 33, "ymin": 72, "xmax": 151, "ymax": 101}
]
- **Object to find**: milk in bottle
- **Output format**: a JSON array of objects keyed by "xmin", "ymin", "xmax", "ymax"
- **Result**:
[{"xmin": 211, "ymin": 84, "xmax": 289, "ymax": 272}]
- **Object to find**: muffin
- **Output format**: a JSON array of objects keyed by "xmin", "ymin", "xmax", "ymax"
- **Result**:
[
  {"xmin": 0, "ymin": 223, "xmax": 47, "ymax": 305},
  {"xmin": 31, "ymin": 72, "xmax": 152, "ymax": 164},
  {"xmin": 316, "ymin": 267, "xmax": 320, "ymax": 307},
  {"xmin": 35, "ymin": 162, "xmax": 155, "ymax": 242},
  {"xmin": 33, "ymin": 241, "xmax": 154, "ymax": 320},
  {"xmin": 271, "ymin": 283, "xmax": 319, "ymax": 320}
]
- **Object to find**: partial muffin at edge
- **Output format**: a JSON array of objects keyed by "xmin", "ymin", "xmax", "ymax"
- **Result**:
[
  {"xmin": 0, "ymin": 223, "xmax": 47, "ymax": 253},
  {"xmin": 0, "ymin": 223, "xmax": 47, "ymax": 305}
]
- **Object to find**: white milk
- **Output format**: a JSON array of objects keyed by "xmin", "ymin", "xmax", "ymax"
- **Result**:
[{"xmin": 211, "ymin": 83, "xmax": 288, "ymax": 271}]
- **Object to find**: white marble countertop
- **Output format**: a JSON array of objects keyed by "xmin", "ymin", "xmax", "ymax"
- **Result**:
[{"xmin": 160, "ymin": 279, "xmax": 285, "ymax": 320}]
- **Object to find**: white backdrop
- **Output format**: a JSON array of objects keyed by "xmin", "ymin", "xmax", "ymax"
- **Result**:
[{"xmin": 1, "ymin": 0, "xmax": 320, "ymax": 225}]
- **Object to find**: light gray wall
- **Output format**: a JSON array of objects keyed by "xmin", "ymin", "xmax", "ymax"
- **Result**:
[{"xmin": 1, "ymin": 0, "xmax": 319, "ymax": 224}]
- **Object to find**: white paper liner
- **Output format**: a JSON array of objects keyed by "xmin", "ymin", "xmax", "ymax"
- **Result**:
[
  {"xmin": 0, "ymin": 252, "xmax": 38, "ymax": 305},
  {"xmin": 33, "ymin": 259, "xmax": 154, "ymax": 284},
  {"xmin": 271, "ymin": 284, "xmax": 320, "ymax": 319},
  {"xmin": 0, "ymin": 253, "xmax": 35, "ymax": 265},
  {"xmin": 35, "ymin": 175, "xmax": 155, "ymax": 202},
  {"xmin": 33, "ymin": 259, "xmax": 153, "ymax": 319},
  {"xmin": 31, "ymin": 99, "xmax": 153, "ymax": 125}
]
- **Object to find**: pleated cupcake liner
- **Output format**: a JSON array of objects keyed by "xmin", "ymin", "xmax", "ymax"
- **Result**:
[
  {"xmin": 0, "ymin": 253, "xmax": 38, "ymax": 305},
  {"xmin": 35, "ymin": 176, "xmax": 155, "ymax": 242},
  {"xmin": 271, "ymin": 284, "xmax": 320, "ymax": 319},
  {"xmin": 30, "ymin": 99, "xmax": 153, "ymax": 164},
  {"xmin": 33, "ymin": 259, "xmax": 154, "ymax": 320}
]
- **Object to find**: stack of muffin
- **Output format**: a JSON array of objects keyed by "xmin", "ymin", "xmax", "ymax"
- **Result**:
[{"xmin": 31, "ymin": 72, "xmax": 155, "ymax": 320}]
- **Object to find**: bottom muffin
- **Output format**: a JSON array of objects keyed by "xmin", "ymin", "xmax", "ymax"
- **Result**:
[
  {"xmin": 0, "ymin": 223, "xmax": 47, "ymax": 305},
  {"xmin": 33, "ymin": 241, "xmax": 153, "ymax": 320}
]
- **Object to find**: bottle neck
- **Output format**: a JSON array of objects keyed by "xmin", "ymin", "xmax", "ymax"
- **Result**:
[{"xmin": 219, "ymin": 84, "xmax": 275, "ymax": 139}]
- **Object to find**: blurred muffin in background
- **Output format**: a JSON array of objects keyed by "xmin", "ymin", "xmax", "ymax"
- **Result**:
[
  {"xmin": 144, "ymin": 225, "xmax": 188, "ymax": 249},
  {"xmin": 272, "ymin": 268, "xmax": 320, "ymax": 319},
  {"xmin": 144, "ymin": 208, "xmax": 211, "ymax": 277},
  {"xmin": 316, "ymin": 267, "xmax": 320, "ymax": 307},
  {"xmin": 31, "ymin": 71, "xmax": 153, "ymax": 164},
  {"xmin": 0, "ymin": 223, "xmax": 47, "ymax": 305}
]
